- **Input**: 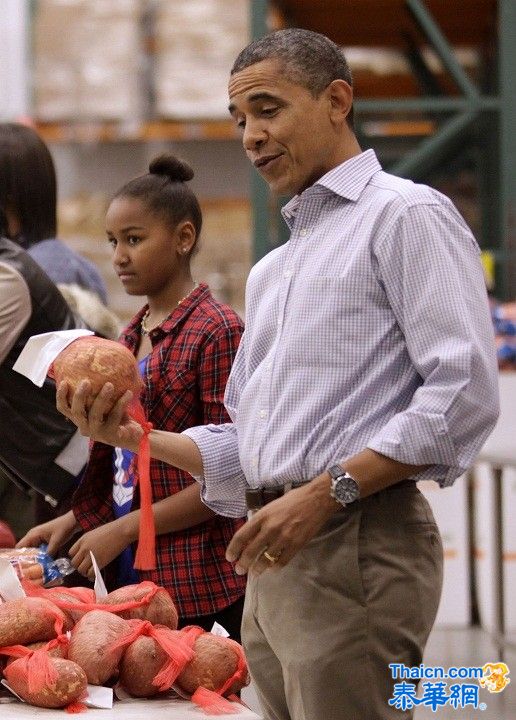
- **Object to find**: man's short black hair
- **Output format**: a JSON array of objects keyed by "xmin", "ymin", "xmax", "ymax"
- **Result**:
[{"xmin": 231, "ymin": 28, "xmax": 354, "ymax": 128}]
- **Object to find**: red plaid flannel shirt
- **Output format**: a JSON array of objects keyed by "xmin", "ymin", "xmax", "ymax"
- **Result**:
[{"xmin": 72, "ymin": 284, "xmax": 246, "ymax": 619}]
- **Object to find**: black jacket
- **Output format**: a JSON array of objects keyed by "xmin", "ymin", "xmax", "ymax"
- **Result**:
[{"xmin": 0, "ymin": 237, "xmax": 89, "ymax": 504}]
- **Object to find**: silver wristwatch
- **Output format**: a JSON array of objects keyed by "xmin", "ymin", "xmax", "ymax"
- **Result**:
[{"xmin": 328, "ymin": 464, "xmax": 360, "ymax": 506}]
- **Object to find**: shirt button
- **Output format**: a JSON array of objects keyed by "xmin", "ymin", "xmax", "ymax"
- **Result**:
[
  {"xmin": 300, "ymin": 228, "xmax": 308, "ymax": 237},
  {"xmin": 251, "ymin": 457, "xmax": 258, "ymax": 467},
  {"xmin": 260, "ymin": 409, "xmax": 267, "ymax": 418},
  {"xmin": 283, "ymin": 269, "xmax": 292, "ymax": 278}
]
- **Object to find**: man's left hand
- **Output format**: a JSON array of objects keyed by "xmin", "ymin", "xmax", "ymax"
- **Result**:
[{"xmin": 226, "ymin": 476, "xmax": 338, "ymax": 575}]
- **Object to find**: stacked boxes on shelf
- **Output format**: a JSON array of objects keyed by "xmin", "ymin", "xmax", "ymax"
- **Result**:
[
  {"xmin": 153, "ymin": 0, "xmax": 249, "ymax": 119},
  {"xmin": 33, "ymin": 0, "xmax": 145, "ymax": 121}
]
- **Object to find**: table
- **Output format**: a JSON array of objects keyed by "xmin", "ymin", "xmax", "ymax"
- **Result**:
[{"xmin": 0, "ymin": 696, "xmax": 261, "ymax": 719}]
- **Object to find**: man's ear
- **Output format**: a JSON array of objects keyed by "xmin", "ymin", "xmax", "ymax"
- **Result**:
[{"xmin": 327, "ymin": 79, "xmax": 353, "ymax": 125}]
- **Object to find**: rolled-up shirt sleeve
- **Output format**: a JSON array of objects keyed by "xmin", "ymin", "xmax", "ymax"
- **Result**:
[
  {"xmin": 0, "ymin": 262, "xmax": 32, "ymax": 365},
  {"xmin": 182, "ymin": 330, "xmax": 248, "ymax": 517},
  {"xmin": 367, "ymin": 200, "xmax": 500, "ymax": 485}
]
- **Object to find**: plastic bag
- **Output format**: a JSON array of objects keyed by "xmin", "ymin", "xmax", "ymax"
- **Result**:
[{"xmin": 0, "ymin": 545, "xmax": 74, "ymax": 587}]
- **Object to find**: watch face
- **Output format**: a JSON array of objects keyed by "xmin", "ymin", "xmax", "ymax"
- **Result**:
[{"xmin": 334, "ymin": 476, "xmax": 360, "ymax": 505}]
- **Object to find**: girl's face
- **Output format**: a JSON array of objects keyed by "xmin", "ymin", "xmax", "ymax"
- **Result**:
[{"xmin": 106, "ymin": 196, "xmax": 194, "ymax": 297}]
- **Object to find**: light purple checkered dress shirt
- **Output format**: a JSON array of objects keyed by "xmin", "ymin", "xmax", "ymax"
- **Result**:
[{"xmin": 184, "ymin": 150, "xmax": 499, "ymax": 518}]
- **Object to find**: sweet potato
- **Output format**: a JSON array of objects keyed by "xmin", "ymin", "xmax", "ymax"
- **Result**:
[
  {"xmin": 4, "ymin": 656, "xmax": 87, "ymax": 708},
  {"xmin": 68, "ymin": 609, "xmax": 131, "ymax": 685},
  {"xmin": 45, "ymin": 588, "xmax": 94, "ymax": 624},
  {"xmin": 0, "ymin": 597, "xmax": 72, "ymax": 646},
  {"xmin": 5, "ymin": 640, "xmax": 67, "ymax": 667},
  {"xmin": 119, "ymin": 635, "xmax": 169, "ymax": 697},
  {"xmin": 98, "ymin": 583, "xmax": 178, "ymax": 629},
  {"xmin": 177, "ymin": 633, "xmax": 249, "ymax": 695},
  {"xmin": 50, "ymin": 336, "xmax": 142, "ymax": 406}
]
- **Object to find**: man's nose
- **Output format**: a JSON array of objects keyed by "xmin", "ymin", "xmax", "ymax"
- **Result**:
[{"xmin": 243, "ymin": 119, "xmax": 266, "ymax": 151}]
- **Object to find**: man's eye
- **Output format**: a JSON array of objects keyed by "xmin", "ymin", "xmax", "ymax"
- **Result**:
[
  {"xmin": 107, "ymin": 238, "xmax": 116, "ymax": 248},
  {"xmin": 236, "ymin": 118, "xmax": 246, "ymax": 129},
  {"xmin": 127, "ymin": 235, "xmax": 141, "ymax": 245},
  {"xmin": 261, "ymin": 107, "xmax": 278, "ymax": 116}
]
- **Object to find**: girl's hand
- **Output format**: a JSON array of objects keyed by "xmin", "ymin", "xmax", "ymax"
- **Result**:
[
  {"xmin": 68, "ymin": 521, "xmax": 130, "ymax": 581},
  {"xmin": 56, "ymin": 380, "xmax": 143, "ymax": 451},
  {"xmin": 16, "ymin": 511, "xmax": 80, "ymax": 557}
]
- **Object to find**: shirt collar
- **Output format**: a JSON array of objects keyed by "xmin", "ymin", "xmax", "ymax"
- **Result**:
[
  {"xmin": 317, "ymin": 149, "xmax": 382, "ymax": 201},
  {"xmin": 281, "ymin": 149, "xmax": 382, "ymax": 229},
  {"xmin": 123, "ymin": 282, "xmax": 210, "ymax": 346}
]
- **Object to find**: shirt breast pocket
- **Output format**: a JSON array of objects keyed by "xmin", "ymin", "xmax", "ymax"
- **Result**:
[
  {"xmin": 286, "ymin": 275, "xmax": 369, "ymax": 367},
  {"xmin": 146, "ymin": 361, "xmax": 195, "ymax": 416}
]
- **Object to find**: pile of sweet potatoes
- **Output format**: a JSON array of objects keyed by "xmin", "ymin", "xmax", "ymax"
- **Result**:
[{"xmin": 0, "ymin": 581, "xmax": 249, "ymax": 712}]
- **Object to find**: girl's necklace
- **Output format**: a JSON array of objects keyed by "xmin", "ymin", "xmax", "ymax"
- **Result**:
[{"xmin": 140, "ymin": 284, "xmax": 198, "ymax": 336}]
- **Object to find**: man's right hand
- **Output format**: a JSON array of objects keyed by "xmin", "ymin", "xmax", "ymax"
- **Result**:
[
  {"xmin": 16, "ymin": 510, "xmax": 80, "ymax": 556},
  {"xmin": 56, "ymin": 379, "xmax": 143, "ymax": 451}
]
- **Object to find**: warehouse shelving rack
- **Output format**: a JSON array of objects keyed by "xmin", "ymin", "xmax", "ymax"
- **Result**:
[{"xmin": 250, "ymin": 0, "xmax": 515, "ymax": 300}]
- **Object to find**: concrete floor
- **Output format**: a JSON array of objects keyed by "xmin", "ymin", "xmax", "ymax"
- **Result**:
[{"xmin": 241, "ymin": 627, "xmax": 516, "ymax": 719}]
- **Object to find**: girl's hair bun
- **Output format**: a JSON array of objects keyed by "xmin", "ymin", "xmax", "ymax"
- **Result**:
[{"xmin": 149, "ymin": 154, "xmax": 194, "ymax": 182}]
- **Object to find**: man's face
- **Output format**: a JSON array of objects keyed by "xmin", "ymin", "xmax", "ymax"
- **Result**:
[{"xmin": 228, "ymin": 59, "xmax": 338, "ymax": 196}]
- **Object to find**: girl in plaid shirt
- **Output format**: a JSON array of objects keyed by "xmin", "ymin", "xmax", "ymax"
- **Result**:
[{"xmin": 18, "ymin": 155, "xmax": 247, "ymax": 639}]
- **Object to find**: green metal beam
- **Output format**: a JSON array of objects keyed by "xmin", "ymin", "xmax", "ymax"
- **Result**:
[
  {"xmin": 250, "ymin": 0, "xmax": 271, "ymax": 262},
  {"xmin": 406, "ymin": 0, "xmax": 479, "ymax": 99},
  {"xmin": 391, "ymin": 110, "xmax": 478, "ymax": 179},
  {"xmin": 355, "ymin": 97, "xmax": 499, "ymax": 114},
  {"xmin": 499, "ymin": 0, "xmax": 516, "ymax": 299}
]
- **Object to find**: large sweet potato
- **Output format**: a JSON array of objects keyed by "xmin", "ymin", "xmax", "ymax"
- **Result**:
[
  {"xmin": 50, "ymin": 336, "xmax": 143, "ymax": 406},
  {"xmin": 119, "ymin": 635, "xmax": 169, "ymax": 697},
  {"xmin": 177, "ymin": 633, "xmax": 249, "ymax": 696},
  {"xmin": 98, "ymin": 583, "xmax": 178, "ymax": 629},
  {"xmin": 68, "ymin": 609, "xmax": 131, "ymax": 685},
  {"xmin": 0, "ymin": 597, "xmax": 72, "ymax": 646},
  {"xmin": 4, "ymin": 656, "xmax": 87, "ymax": 708}
]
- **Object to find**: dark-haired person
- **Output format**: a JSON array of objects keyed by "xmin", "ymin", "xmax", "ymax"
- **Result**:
[
  {"xmin": 0, "ymin": 236, "xmax": 90, "ymax": 538},
  {"xmin": 0, "ymin": 122, "xmax": 117, "ymax": 532},
  {"xmin": 19, "ymin": 155, "xmax": 246, "ymax": 639},
  {"xmin": 0, "ymin": 122, "xmax": 107, "ymax": 303},
  {"xmin": 55, "ymin": 30, "xmax": 499, "ymax": 718}
]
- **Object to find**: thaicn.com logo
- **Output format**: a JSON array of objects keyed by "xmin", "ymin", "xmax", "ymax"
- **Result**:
[
  {"xmin": 388, "ymin": 661, "xmax": 510, "ymax": 712},
  {"xmin": 479, "ymin": 662, "xmax": 511, "ymax": 693}
]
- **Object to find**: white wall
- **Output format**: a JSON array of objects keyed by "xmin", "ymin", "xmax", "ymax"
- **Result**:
[{"xmin": 0, "ymin": 0, "xmax": 29, "ymax": 120}]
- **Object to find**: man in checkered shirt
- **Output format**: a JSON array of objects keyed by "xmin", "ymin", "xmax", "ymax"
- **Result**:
[{"xmin": 59, "ymin": 29, "xmax": 499, "ymax": 720}]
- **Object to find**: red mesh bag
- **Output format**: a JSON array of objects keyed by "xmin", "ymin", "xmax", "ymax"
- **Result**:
[
  {"xmin": 98, "ymin": 582, "xmax": 178, "ymax": 628},
  {"xmin": 0, "ymin": 597, "xmax": 70, "ymax": 647},
  {"xmin": 49, "ymin": 336, "xmax": 155, "ymax": 569},
  {"xmin": 111, "ymin": 619, "xmax": 195, "ymax": 697},
  {"xmin": 23, "ymin": 581, "xmax": 178, "ymax": 632},
  {"xmin": 21, "ymin": 580, "xmax": 96, "ymax": 624},
  {"xmin": 0, "ymin": 639, "xmax": 86, "ymax": 709},
  {"xmin": 175, "ymin": 626, "xmax": 250, "ymax": 715}
]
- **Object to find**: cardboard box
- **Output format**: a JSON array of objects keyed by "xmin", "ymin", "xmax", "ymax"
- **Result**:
[{"xmin": 420, "ymin": 479, "xmax": 471, "ymax": 627}]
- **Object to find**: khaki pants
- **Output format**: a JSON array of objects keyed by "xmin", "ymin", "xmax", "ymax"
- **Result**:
[{"xmin": 242, "ymin": 483, "xmax": 443, "ymax": 720}]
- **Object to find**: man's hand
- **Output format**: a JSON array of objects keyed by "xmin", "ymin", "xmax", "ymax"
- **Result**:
[
  {"xmin": 226, "ymin": 476, "xmax": 338, "ymax": 576},
  {"xmin": 68, "ymin": 521, "xmax": 130, "ymax": 581},
  {"xmin": 56, "ymin": 380, "xmax": 142, "ymax": 450},
  {"xmin": 16, "ymin": 510, "xmax": 80, "ymax": 557}
]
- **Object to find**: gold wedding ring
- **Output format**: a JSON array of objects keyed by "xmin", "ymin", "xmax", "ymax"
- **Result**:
[{"xmin": 262, "ymin": 549, "xmax": 281, "ymax": 564}]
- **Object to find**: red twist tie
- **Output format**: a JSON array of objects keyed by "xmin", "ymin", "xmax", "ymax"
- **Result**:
[{"xmin": 128, "ymin": 399, "xmax": 155, "ymax": 570}]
